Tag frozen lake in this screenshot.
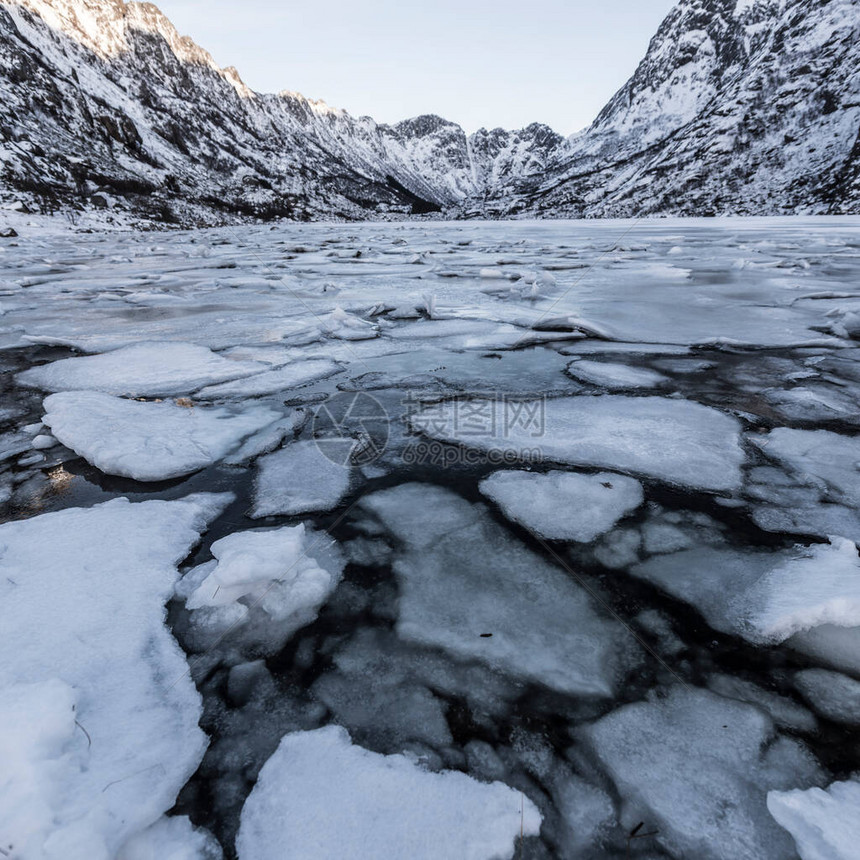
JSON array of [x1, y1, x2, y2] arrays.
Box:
[[2, 217, 860, 859]]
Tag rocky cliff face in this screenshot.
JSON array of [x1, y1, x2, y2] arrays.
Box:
[[0, 0, 857, 224], [519, 0, 860, 216], [0, 0, 567, 223]]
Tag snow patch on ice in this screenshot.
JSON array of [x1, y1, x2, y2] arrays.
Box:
[[18, 341, 266, 397], [42, 391, 279, 480], [0, 494, 230, 860], [479, 469, 643, 542], [237, 725, 541, 860], [768, 779, 860, 860]]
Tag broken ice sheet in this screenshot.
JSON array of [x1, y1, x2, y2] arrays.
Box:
[[479, 469, 644, 542], [196, 358, 342, 399], [0, 494, 230, 859], [178, 524, 345, 659], [630, 536, 860, 646], [565, 358, 668, 390], [767, 778, 860, 860], [251, 440, 353, 517], [580, 686, 823, 860], [236, 725, 541, 860], [360, 483, 641, 696], [17, 341, 266, 397], [411, 394, 745, 491], [793, 668, 860, 726], [41, 391, 280, 481]]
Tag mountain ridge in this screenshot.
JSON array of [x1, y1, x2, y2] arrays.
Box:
[[0, 0, 858, 224]]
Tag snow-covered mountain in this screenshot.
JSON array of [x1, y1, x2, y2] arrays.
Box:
[[0, 0, 568, 223], [516, 0, 860, 217], [0, 0, 858, 224]]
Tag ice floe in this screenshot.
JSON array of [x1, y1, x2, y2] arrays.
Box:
[[252, 440, 353, 517], [236, 725, 541, 860], [0, 494, 230, 860], [768, 779, 860, 860], [42, 391, 279, 480], [479, 469, 644, 542], [179, 524, 344, 658], [117, 815, 222, 860], [581, 686, 823, 860], [18, 341, 265, 396], [630, 536, 860, 645], [793, 668, 860, 725], [412, 395, 745, 491], [196, 359, 342, 399], [565, 359, 668, 390], [360, 483, 640, 696]]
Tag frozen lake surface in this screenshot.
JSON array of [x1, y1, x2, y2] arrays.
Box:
[[2, 217, 860, 859]]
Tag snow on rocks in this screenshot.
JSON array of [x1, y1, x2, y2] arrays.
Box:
[[196, 359, 342, 399], [179, 524, 344, 657], [0, 494, 230, 860], [42, 391, 279, 480], [479, 469, 644, 542], [411, 395, 745, 491], [236, 725, 541, 860], [18, 341, 266, 397], [565, 359, 668, 390], [580, 686, 823, 860], [359, 483, 639, 697], [252, 440, 352, 517], [767, 779, 860, 860]]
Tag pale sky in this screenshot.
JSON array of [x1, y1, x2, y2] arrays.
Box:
[[155, 0, 678, 136]]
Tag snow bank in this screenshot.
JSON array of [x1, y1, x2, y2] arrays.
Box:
[[480, 469, 643, 542], [0, 494, 230, 860], [237, 725, 541, 860], [42, 391, 279, 480], [18, 341, 265, 396]]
